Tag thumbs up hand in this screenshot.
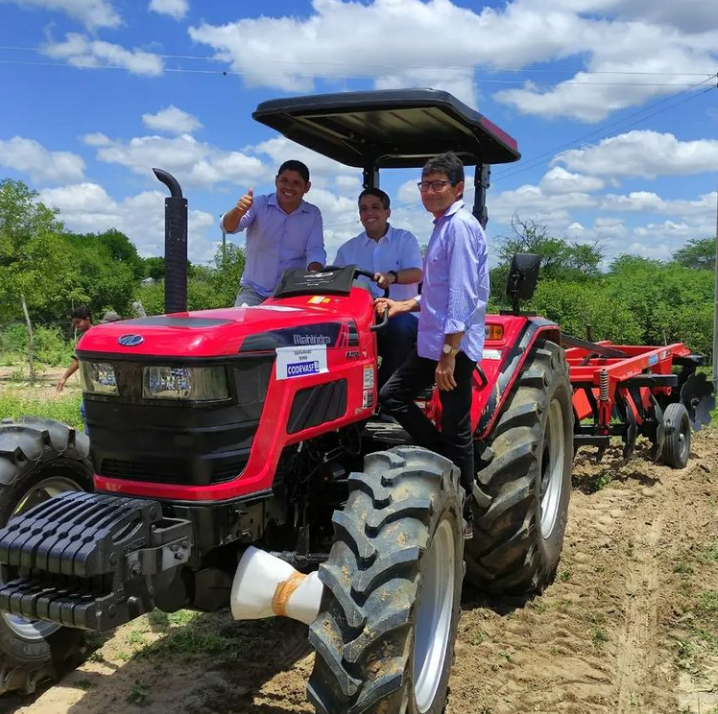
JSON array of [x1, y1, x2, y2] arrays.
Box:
[[236, 188, 254, 216]]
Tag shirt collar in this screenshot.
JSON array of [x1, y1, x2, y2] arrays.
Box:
[[433, 200, 464, 225], [268, 192, 309, 213], [361, 224, 393, 244]]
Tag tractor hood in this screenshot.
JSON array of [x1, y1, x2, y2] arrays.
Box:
[[76, 302, 362, 360]]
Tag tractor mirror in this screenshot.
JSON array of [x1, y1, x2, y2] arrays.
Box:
[[506, 253, 540, 313]]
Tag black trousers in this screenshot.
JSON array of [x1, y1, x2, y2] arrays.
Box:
[[379, 349, 476, 515]]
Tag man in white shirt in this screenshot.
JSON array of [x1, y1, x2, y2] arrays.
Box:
[[334, 188, 422, 386]]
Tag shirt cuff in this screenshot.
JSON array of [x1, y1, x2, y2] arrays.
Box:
[[220, 212, 242, 234], [306, 249, 326, 268], [445, 318, 467, 334]]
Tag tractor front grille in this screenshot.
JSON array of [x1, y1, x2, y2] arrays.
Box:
[[100, 454, 249, 485], [86, 355, 273, 487]]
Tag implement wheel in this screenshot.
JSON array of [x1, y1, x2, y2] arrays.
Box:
[[307, 446, 464, 714], [662, 402, 690, 469], [465, 340, 574, 594], [0, 418, 92, 694]]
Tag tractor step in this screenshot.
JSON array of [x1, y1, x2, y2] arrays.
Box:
[[0, 491, 191, 631], [363, 419, 413, 445]]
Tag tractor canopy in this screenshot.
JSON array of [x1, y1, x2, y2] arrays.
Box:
[[253, 88, 520, 169]]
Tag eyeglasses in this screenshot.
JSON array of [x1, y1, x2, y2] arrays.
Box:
[[417, 180, 453, 193]]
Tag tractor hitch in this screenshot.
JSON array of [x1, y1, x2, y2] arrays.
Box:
[[0, 492, 191, 631]]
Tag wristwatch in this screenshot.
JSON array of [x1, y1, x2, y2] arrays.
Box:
[[388, 270, 399, 284], [442, 344, 458, 357]]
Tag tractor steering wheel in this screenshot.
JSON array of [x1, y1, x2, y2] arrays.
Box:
[[353, 269, 390, 331], [319, 265, 390, 331]]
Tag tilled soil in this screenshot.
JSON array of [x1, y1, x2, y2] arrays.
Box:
[[4, 430, 718, 714]]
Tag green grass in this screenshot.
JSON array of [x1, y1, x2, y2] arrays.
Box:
[[0, 391, 84, 432], [126, 681, 150, 707], [133, 611, 245, 662], [591, 627, 609, 648]]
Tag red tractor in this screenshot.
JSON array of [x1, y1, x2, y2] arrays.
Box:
[[0, 89, 587, 711]]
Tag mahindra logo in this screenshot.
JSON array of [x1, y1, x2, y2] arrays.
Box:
[[117, 334, 144, 347]]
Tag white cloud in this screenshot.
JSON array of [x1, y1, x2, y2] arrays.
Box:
[[0, 0, 120, 28], [43, 33, 164, 76], [142, 106, 202, 134], [248, 136, 362, 190], [148, 0, 188, 20], [187, 0, 718, 121], [540, 167, 605, 195], [0, 137, 85, 183], [83, 132, 111, 147], [600, 191, 665, 212], [554, 131, 718, 178], [39, 182, 215, 261], [530, 0, 718, 34], [82, 132, 271, 190], [375, 67, 477, 110], [187, 0, 589, 109]]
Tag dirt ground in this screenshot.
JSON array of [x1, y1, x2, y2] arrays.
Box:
[[2, 419, 718, 713]]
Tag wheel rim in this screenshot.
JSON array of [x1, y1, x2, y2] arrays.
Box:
[[678, 414, 690, 463], [540, 398, 565, 539], [413, 518, 456, 713], [2, 476, 84, 640]]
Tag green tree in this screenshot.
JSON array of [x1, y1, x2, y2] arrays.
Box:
[[491, 217, 603, 305], [672, 237, 716, 270], [64, 231, 139, 317], [605, 255, 714, 356], [142, 256, 165, 281], [0, 179, 76, 379]]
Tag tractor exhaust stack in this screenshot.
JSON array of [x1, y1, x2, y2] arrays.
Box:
[[153, 168, 187, 314]]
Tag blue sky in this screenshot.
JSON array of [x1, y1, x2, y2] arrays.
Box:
[[0, 0, 716, 266]]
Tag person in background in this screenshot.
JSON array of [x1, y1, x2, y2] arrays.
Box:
[[57, 306, 92, 394], [334, 187, 422, 387], [375, 152, 489, 539], [57, 306, 94, 433], [221, 160, 326, 306]]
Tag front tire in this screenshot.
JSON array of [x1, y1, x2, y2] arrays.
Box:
[[662, 402, 690, 469], [307, 446, 464, 714], [0, 417, 93, 694], [465, 340, 574, 594]]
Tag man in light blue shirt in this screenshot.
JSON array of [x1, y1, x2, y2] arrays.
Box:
[[374, 152, 488, 539], [222, 160, 326, 306], [334, 188, 423, 386]]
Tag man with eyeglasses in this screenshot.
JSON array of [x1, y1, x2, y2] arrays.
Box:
[[374, 151, 488, 539], [334, 187, 422, 387]]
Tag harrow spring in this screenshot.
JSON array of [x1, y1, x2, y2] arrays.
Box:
[[599, 369, 609, 401]]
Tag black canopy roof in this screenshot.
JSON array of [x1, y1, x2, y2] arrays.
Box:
[[252, 89, 520, 168]]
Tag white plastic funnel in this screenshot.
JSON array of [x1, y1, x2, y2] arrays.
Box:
[[230, 546, 324, 626]]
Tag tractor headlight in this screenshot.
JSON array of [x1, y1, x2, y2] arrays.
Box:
[[80, 362, 118, 396], [142, 365, 229, 402]]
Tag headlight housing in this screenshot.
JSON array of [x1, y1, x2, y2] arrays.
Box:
[[142, 365, 229, 402], [80, 362, 118, 396]]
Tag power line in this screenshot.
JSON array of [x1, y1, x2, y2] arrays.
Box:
[[323, 79, 718, 231], [0, 44, 715, 78], [0, 57, 713, 89], [493, 76, 718, 184]]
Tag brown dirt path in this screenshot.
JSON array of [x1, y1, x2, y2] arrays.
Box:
[[3, 431, 718, 714]]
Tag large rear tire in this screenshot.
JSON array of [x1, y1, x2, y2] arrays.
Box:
[[307, 446, 464, 714], [0, 417, 92, 694], [465, 340, 573, 594]]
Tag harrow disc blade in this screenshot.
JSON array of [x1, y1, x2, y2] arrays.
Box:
[[649, 395, 665, 462], [680, 373, 716, 432]]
